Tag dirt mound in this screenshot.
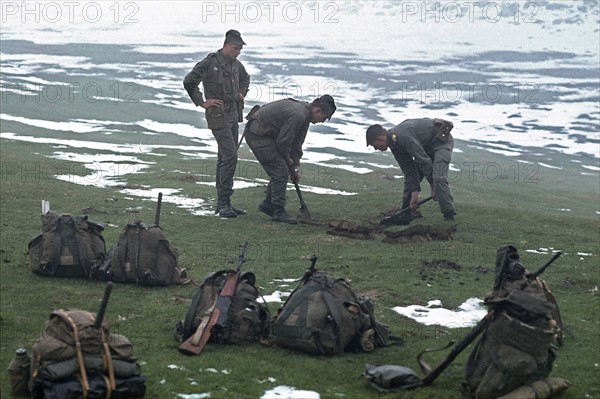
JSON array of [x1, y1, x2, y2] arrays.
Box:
[[326, 219, 373, 240], [382, 224, 457, 243]]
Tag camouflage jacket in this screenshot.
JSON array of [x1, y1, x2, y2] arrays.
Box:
[[388, 118, 451, 193], [183, 49, 250, 106], [250, 98, 312, 164]]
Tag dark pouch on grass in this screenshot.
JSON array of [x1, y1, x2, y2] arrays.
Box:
[[206, 104, 225, 130], [362, 364, 423, 392]]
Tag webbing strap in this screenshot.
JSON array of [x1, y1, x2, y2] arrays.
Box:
[[100, 330, 116, 394], [55, 310, 90, 398]]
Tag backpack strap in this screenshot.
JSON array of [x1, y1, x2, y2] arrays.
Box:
[[130, 223, 142, 280], [54, 310, 90, 398], [100, 328, 116, 392]]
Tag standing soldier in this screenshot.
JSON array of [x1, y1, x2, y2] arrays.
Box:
[[366, 118, 456, 224], [245, 95, 337, 224], [184, 30, 250, 218]]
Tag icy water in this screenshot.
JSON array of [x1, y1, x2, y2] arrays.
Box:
[[1, 0, 599, 211]]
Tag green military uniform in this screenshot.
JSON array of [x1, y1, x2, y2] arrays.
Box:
[[388, 118, 455, 219], [244, 99, 311, 217], [183, 48, 250, 212]]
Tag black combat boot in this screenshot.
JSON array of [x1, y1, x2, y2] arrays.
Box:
[[258, 201, 275, 217], [218, 204, 237, 218], [443, 211, 456, 221], [272, 209, 297, 224], [216, 202, 245, 216]]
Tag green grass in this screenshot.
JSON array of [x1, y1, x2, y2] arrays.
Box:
[[1, 136, 599, 399]]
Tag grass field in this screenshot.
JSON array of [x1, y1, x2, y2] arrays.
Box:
[[1, 133, 599, 398]]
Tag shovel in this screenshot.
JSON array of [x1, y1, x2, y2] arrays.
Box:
[[294, 182, 312, 221], [380, 196, 433, 225]]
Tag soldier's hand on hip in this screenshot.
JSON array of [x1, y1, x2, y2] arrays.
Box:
[[201, 99, 224, 109]]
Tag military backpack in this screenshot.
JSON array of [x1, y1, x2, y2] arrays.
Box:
[[22, 308, 146, 399], [271, 262, 389, 356], [99, 221, 188, 286], [28, 212, 106, 279], [175, 269, 270, 344], [462, 246, 565, 398]]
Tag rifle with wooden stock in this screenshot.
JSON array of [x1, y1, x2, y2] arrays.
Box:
[[178, 241, 249, 356]]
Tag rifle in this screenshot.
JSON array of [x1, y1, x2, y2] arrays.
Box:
[[418, 250, 562, 387], [179, 241, 249, 356], [300, 255, 318, 283], [420, 311, 493, 386]]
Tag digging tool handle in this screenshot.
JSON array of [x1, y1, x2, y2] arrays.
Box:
[[421, 311, 493, 386], [403, 196, 433, 214], [94, 282, 113, 329], [154, 192, 163, 226], [294, 183, 306, 206], [179, 241, 248, 356]]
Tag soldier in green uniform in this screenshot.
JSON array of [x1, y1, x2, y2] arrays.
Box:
[[184, 30, 250, 218], [366, 118, 456, 223], [245, 95, 337, 224]]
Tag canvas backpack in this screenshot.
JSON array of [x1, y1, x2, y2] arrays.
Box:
[[28, 212, 106, 279], [26, 309, 146, 399], [100, 221, 188, 286], [271, 268, 389, 356], [462, 246, 564, 398], [175, 269, 270, 344]]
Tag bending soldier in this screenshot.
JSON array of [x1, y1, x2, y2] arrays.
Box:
[[245, 95, 337, 224], [184, 30, 250, 218], [366, 118, 456, 223]]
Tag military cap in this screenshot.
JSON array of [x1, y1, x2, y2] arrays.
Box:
[[317, 94, 336, 120], [366, 124, 386, 146], [225, 30, 246, 46]]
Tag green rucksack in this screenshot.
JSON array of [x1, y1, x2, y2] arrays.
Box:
[[175, 270, 270, 344], [28, 212, 106, 279], [27, 309, 146, 398], [462, 246, 564, 398], [271, 260, 389, 356], [100, 221, 188, 286]]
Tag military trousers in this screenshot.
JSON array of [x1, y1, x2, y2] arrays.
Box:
[[210, 105, 239, 207], [402, 137, 455, 217], [244, 129, 289, 210]]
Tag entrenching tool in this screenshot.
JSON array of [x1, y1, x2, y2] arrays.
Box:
[[94, 282, 114, 329], [294, 183, 312, 221], [379, 196, 433, 225], [178, 241, 249, 356], [154, 192, 162, 226]]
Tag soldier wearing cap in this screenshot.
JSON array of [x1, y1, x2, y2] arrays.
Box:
[[366, 118, 456, 223], [245, 95, 337, 224], [184, 30, 250, 218]]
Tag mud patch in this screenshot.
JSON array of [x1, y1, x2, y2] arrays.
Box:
[[326, 219, 373, 239], [419, 259, 462, 285], [382, 224, 457, 243]]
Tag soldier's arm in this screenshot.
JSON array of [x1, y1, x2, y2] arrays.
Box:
[[400, 135, 434, 179], [238, 62, 250, 98], [276, 113, 307, 164], [183, 59, 210, 107], [398, 159, 422, 193]]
